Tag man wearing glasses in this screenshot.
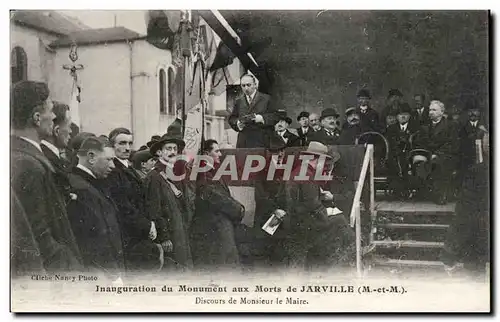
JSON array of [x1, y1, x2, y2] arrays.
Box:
[[228, 74, 278, 149]]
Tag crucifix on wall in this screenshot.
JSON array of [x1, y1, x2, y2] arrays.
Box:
[[62, 42, 84, 130]]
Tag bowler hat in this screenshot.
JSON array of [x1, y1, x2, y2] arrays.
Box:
[[357, 89, 371, 99], [132, 148, 154, 164], [147, 135, 161, 148], [276, 109, 292, 124], [297, 111, 310, 121], [388, 89, 403, 98], [320, 108, 340, 120], [278, 115, 292, 125], [397, 103, 412, 115]]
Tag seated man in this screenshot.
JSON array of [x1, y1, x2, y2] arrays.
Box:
[[385, 103, 419, 199], [296, 111, 312, 146], [274, 111, 301, 148], [308, 107, 341, 145], [412, 100, 458, 204], [283, 142, 355, 271], [339, 107, 362, 145]]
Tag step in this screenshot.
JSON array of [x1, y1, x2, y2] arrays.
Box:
[[375, 200, 455, 215], [372, 258, 446, 268], [373, 247, 443, 261], [372, 240, 444, 248], [374, 229, 448, 243], [378, 223, 449, 229], [375, 213, 452, 225]]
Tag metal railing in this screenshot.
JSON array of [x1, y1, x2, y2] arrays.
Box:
[[349, 144, 374, 278]]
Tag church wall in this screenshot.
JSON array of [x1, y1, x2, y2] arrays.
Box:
[[50, 42, 132, 137], [10, 23, 58, 84]]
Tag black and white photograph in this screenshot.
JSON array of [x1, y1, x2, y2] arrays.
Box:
[[8, 7, 491, 312]]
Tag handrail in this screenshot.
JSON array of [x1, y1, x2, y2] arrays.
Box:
[[349, 144, 374, 278], [355, 132, 390, 161], [350, 144, 374, 227]]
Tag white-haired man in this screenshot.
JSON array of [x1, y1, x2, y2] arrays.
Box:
[[412, 100, 458, 204]]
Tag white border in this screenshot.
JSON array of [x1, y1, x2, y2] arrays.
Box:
[[3, 2, 498, 320]]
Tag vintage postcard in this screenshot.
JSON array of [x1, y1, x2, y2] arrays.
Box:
[[9, 9, 490, 312]]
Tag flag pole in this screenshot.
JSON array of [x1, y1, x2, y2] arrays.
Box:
[[180, 10, 192, 138]]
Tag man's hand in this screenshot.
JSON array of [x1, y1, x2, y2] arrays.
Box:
[[254, 114, 264, 124], [321, 190, 334, 201], [149, 222, 157, 241], [161, 240, 174, 253], [478, 125, 488, 133], [431, 154, 438, 160], [269, 209, 286, 227], [275, 209, 286, 219], [237, 120, 245, 131]]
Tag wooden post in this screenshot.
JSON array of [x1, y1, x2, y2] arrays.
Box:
[[475, 139, 483, 164], [355, 204, 362, 278], [369, 144, 375, 244]]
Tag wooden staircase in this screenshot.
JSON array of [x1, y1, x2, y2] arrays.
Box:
[[364, 194, 456, 273]]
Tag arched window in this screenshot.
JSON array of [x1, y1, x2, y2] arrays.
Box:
[[11, 46, 27, 84], [167, 67, 175, 115], [159, 68, 167, 114]]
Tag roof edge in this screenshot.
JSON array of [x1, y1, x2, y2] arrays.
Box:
[[13, 20, 67, 36], [49, 36, 148, 49]]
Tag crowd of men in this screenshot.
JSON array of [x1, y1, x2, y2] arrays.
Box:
[[264, 88, 488, 205], [11, 73, 489, 282]]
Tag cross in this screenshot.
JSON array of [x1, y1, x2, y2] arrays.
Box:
[[62, 42, 84, 102]]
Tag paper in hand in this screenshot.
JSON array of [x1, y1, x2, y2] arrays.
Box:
[[326, 207, 343, 216], [262, 214, 280, 236]]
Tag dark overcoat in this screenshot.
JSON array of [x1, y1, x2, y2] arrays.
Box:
[[284, 165, 355, 269], [41, 143, 73, 205], [338, 124, 363, 145], [413, 118, 459, 167], [458, 121, 487, 171], [410, 108, 430, 127], [103, 159, 160, 270], [11, 188, 46, 276], [10, 136, 82, 273], [296, 126, 314, 146], [143, 162, 193, 269], [308, 128, 341, 146], [190, 167, 245, 269], [358, 107, 382, 133], [228, 92, 278, 148], [385, 122, 419, 178], [67, 167, 124, 279]]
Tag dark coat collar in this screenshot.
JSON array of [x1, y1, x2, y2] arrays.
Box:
[[72, 166, 98, 186], [11, 135, 55, 173]]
